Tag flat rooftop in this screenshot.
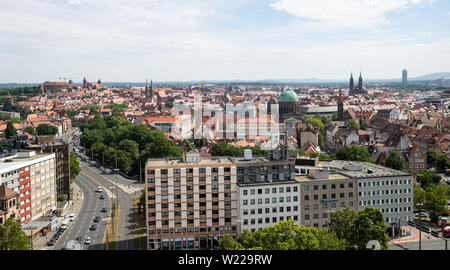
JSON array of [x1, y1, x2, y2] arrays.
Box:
[[325, 160, 411, 178], [295, 172, 351, 182], [147, 156, 235, 167]]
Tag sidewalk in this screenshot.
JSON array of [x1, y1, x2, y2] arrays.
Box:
[[389, 226, 437, 243], [33, 182, 84, 250]]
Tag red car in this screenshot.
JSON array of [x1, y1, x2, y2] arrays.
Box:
[[442, 226, 450, 238]]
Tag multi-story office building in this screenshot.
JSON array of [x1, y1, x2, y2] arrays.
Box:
[[296, 170, 357, 228], [0, 151, 56, 224], [235, 149, 298, 232], [237, 181, 300, 233], [145, 151, 237, 250], [327, 160, 414, 225], [25, 136, 71, 198]]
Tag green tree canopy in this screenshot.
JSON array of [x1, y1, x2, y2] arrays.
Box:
[[4, 122, 17, 139], [336, 145, 373, 163], [328, 207, 389, 250], [416, 170, 441, 189], [70, 153, 81, 180], [0, 218, 31, 250], [219, 219, 346, 250], [346, 119, 359, 129], [384, 151, 405, 171], [424, 184, 449, 222], [36, 124, 58, 136]]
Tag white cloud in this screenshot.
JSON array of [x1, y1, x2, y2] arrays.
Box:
[[270, 0, 434, 28]]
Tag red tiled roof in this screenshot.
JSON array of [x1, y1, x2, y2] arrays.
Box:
[[0, 185, 19, 200]]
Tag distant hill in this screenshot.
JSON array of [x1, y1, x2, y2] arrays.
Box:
[[410, 72, 450, 81]]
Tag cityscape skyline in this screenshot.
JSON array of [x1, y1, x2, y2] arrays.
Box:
[[1, 0, 449, 83]]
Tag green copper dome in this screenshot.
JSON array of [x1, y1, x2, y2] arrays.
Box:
[[279, 89, 299, 103]]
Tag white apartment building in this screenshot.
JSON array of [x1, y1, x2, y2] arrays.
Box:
[[237, 181, 301, 232]]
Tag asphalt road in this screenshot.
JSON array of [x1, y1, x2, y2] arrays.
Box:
[[389, 237, 450, 250], [78, 159, 144, 250], [53, 172, 111, 250]]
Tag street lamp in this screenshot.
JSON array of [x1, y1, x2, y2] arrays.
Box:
[[416, 203, 423, 250]]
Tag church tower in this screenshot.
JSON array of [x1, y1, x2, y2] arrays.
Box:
[[150, 78, 153, 103], [349, 73, 354, 92], [357, 72, 363, 91], [145, 78, 148, 99], [338, 89, 344, 121], [83, 77, 87, 88]]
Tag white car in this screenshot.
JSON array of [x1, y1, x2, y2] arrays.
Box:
[[97, 186, 103, 193], [85, 237, 91, 245], [69, 213, 77, 221]]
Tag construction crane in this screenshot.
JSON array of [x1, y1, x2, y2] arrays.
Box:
[[58, 76, 70, 82]]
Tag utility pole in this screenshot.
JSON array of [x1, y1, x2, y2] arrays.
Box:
[[417, 203, 423, 250]]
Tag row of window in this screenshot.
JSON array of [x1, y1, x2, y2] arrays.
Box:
[[149, 193, 231, 200], [148, 201, 232, 208], [148, 227, 234, 235], [358, 179, 411, 187], [304, 183, 353, 191], [359, 197, 412, 206], [381, 207, 412, 214], [148, 176, 232, 183], [149, 209, 232, 217], [238, 165, 291, 173], [304, 201, 354, 210], [359, 189, 412, 197], [149, 217, 233, 226], [148, 185, 231, 192], [243, 196, 298, 205], [243, 215, 298, 225], [242, 206, 299, 215], [242, 186, 298, 196], [148, 168, 233, 175], [304, 193, 353, 201]]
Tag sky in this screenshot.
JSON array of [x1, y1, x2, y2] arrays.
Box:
[[1, 0, 449, 83]]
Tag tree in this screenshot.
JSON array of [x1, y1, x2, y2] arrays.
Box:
[[329, 207, 389, 250], [416, 170, 441, 189], [426, 148, 438, 168], [424, 184, 448, 223], [183, 139, 193, 151], [436, 152, 449, 172], [305, 116, 325, 149], [309, 152, 319, 159], [298, 149, 306, 156], [332, 112, 339, 121], [23, 126, 36, 136], [218, 235, 243, 250], [328, 208, 358, 250], [0, 218, 31, 250], [219, 219, 346, 250], [70, 153, 81, 180], [336, 145, 373, 163], [413, 182, 426, 207], [4, 122, 17, 139], [359, 118, 367, 130], [346, 119, 359, 129], [384, 151, 405, 171], [36, 124, 58, 136]]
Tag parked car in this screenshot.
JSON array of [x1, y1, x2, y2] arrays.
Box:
[[89, 224, 97, 230], [47, 239, 56, 246], [414, 212, 431, 221], [75, 236, 82, 242], [101, 207, 107, 213], [69, 213, 77, 221], [94, 216, 101, 223], [443, 226, 450, 238], [99, 195, 105, 200], [85, 236, 91, 245]]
